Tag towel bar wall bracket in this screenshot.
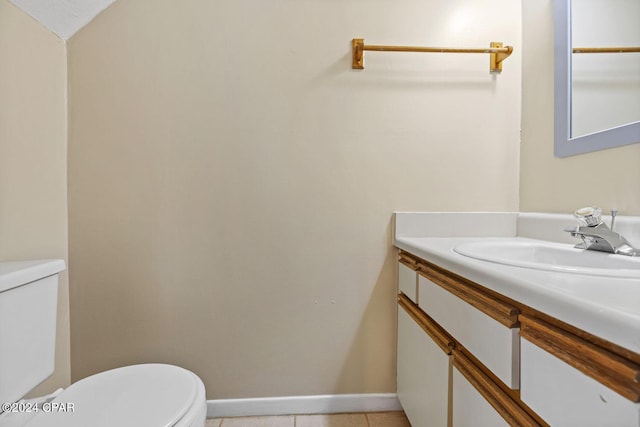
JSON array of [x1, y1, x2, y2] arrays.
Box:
[[351, 38, 514, 73]]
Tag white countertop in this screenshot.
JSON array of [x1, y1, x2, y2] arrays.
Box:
[[0, 259, 66, 293], [394, 212, 640, 355]]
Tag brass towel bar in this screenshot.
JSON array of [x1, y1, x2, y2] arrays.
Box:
[[573, 47, 640, 53], [352, 38, 514, 73]]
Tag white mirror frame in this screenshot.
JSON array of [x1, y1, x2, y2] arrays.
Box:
[[554, 0, 640, 157]]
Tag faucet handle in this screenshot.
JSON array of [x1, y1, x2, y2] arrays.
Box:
[[574, 206, 602, 227], [610, 209, 618, 230], [563, 225, 581, 237]]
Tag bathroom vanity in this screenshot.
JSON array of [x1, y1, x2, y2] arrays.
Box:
[[394, 212, 640, 427]]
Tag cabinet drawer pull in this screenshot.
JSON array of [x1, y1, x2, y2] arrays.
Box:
[[453, 349, 544, 427], [399, 251, 420, 269], [398, 293, 454, 354]]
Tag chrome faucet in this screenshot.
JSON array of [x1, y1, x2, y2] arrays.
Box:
[[564, 207, 640, 257]]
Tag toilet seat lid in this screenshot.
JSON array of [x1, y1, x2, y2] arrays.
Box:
[[26, 364, 200, 427]]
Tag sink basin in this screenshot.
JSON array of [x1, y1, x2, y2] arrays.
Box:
[[454, 238, 640, 279]]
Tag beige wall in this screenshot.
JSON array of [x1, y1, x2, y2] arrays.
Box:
[[520, 0, 640, 215], [0, 1, 70, 395], [5, 0, 638, 403], [67, 0, 521, 398]]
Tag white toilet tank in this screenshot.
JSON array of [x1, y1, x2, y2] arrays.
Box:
[[0, 260, 65, 406]]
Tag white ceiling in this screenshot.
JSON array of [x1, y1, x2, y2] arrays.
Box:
[[9, 0, 116, 40]]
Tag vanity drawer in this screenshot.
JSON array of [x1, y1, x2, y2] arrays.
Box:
[[398, 260, 418, 303], [418, 265, 520, 389], [520, 315, 640, 427]]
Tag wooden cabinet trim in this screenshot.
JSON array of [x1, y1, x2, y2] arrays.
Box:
[[519, 306, 640, 366], [402, 250, 640, 365], [398, 292, 455, 354], [520, 314, 640, 403], [453, 349, 546, 427], [399, 248, 640, 406], [417, 260, 519, 328], [399, 251, 420, 270]]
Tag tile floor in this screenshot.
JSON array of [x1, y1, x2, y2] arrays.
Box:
[[205, 411, 411, 427]]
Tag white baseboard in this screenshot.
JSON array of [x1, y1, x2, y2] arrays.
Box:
[[207, 393, 402, 418]]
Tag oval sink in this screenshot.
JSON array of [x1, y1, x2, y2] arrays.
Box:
[[454, 239, 640, 279]]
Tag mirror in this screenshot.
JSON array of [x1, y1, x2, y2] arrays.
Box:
[[554, 0, 640, 157]]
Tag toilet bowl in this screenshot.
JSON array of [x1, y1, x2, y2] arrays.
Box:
[[0, 260, 207, 427], [23, 364, 207, 427]]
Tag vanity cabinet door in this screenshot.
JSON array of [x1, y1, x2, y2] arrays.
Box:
[[452, 366, 509, 427], [519, 313, 640, 427], [521, 338, 639, 427], [397, 306, 450, 427]]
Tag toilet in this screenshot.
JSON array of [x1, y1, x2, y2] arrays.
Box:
[[0, 260, 207, 427]]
